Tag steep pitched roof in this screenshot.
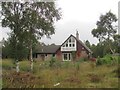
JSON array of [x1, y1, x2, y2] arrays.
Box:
[[36, 44, 60, 54], [61, 34, 92, 53], [36, 34, 92, 54]]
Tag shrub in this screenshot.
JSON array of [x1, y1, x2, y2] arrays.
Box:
[[118, 56, 120, 64], [49, 57, 61, 68], [49, 57, 56, 67], [90, 57, 96, 62], [61, 61, 71, 68], [19, 61, 30, 72], [54, 60, 61, 68], [96, 54, 119, 65], [77, 58, 86, 62], [96, 57, 103, 66]]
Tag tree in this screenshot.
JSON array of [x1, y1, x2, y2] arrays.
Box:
[[91, 11, 117, 54], [85, 40, 91, 49], [1, 2, 61, 62], [90, 44, 104, 58], [2, 36, 29, 60], [113, 34, 120, 53]]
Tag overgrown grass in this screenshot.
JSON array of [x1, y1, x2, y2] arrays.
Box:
[[2, 59, 15, 70], [2, 58, 119, 88]]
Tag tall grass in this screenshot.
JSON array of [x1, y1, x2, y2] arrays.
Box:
[[2, 58, 119, 88], [2, 59, 15, 70]]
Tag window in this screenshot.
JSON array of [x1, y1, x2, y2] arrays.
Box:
[[63, 54, 67, 60], [53, 54, 55, 57], [69, 44, 71, 47], [63, 53, 71, 61], [72, 44, 75, 47], [68, 53, 71, 60], [66, 43, 68, 47]]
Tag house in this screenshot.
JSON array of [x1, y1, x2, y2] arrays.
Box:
[[34, 31, 92, 61], [34, 44, 60, 60]]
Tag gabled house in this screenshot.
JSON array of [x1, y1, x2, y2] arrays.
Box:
[[34, 31, 92, 61]]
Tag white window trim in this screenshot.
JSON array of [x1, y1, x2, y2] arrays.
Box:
[[62, 53, 71, 61]]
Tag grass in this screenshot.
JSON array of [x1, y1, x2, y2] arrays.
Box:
[[2, 58, 119, 88]]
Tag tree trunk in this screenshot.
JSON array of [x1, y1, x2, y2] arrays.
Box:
[[29, 43, 33, 71], [16, 61, 19, 73], [29, 45, 33, 62], [109, 46, 115, 54], [108, 39, 115, 54]]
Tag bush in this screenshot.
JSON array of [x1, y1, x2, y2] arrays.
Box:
[[96, 57, 103, 66], [49, 57, 56, 67], [96, 54, 119, 65], [49, 57, 61, 68], [19, 61, 31, 72], [77, 58, 86, 62], [61, 61, 71, 68]]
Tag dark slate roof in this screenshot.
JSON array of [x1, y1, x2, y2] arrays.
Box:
[[36, 44, 60, 54]]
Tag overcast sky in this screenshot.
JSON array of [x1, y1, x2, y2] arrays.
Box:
[[0, 0, 119, 45]]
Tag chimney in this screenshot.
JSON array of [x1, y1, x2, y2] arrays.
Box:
[[76, 31, 79, 40]]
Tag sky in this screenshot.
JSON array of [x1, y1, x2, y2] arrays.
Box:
[[0, 0, 119, 45]]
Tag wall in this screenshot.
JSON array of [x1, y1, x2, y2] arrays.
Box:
[[56, 48, 62, 60], [35, 54, 54, 61], [76, 41, 89, 60]]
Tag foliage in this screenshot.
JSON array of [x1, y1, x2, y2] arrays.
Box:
[[85, 40, 91, 49], [19, 61, 31, 72], [113, 34, 120, 53], [78, 57, 88, 62], [88, 73, 102, 83], [1, 2, 61, 61], [71, 51, 76, 60], [96, 57, 103, 65], [96, 54, 120, 65], [49, 57, 56, 67], [91, 11, 118, 55], [2, 59, 15, 70], [2, 59, 119, 88], [91, 11, 117, 42], [2, 38, 29, 60]]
